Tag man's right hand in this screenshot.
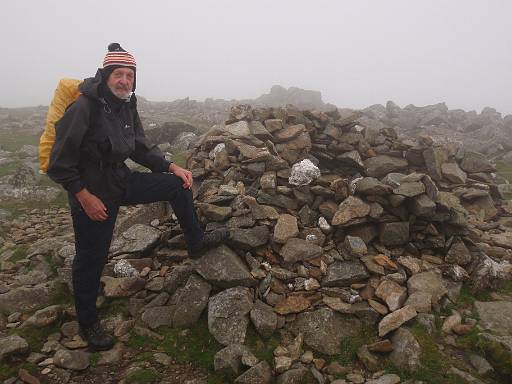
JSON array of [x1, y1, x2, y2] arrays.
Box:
[[75, 188, 108, 221]]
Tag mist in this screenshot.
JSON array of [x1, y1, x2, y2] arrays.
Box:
[[1, 0, 511, 114]]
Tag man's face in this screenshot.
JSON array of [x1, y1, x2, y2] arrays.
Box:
[[107, 67, 134, 99]]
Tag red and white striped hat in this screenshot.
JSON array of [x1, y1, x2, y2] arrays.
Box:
[[103, 43, 136, 70]]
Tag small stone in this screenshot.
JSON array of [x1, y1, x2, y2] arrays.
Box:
[[301, 351, 314, 364], [367, 340, 393, 353], [375, 280, 407, 311], [325, 361, 350, 376], [274, 214, 299, 244], [468, 353, 494, 376], [274, 356, 293, 373], [53, 349, 90, 370], [154, 352, 173, 366], [18, 368, 40, 384], [442, 311, 462, 334], [346, 373, 365, 384], [343, 236, 368, 258], [304, 278, 320, 291], [274, 296, 310, 315]]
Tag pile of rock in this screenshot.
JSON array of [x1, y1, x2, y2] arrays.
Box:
[[179, 104, 511, 380], [2, 104, 512, 383], [360, 101, 512, 159]]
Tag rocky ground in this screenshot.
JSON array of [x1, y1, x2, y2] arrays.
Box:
[[1, 104, 512, 384]]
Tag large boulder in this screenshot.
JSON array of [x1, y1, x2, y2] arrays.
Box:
[[250, 300, 278, 339], [172, 274, 211, 328], [0, 335, 29, 361], [0, 284, 52, 313], [389, 327, 421, 372], [289, 307, 361, 355], [407, 271, 447, 307], [279, 238, 323, 264], [21, 305, 62, 328], [208, 287, 254, 345], [196, 245, 256, 288], [474, 301, 512, 336], [53, 349, 90, 370], [141, 306, 174, 329], [460, 151, 496, 173], [110, 224, 161, 256], [229, 226, 270, 250], [364, 155, 408, 178]]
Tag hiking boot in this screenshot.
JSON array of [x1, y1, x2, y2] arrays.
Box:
[[79, 322, 114, 351], [189, 228, 230, 259]]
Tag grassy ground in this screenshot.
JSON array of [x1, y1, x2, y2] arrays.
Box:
[[3, 282, 510, 383], [496, 162, 512, 183], [0, 130, 40, 152], [125, 316, 281, 383]]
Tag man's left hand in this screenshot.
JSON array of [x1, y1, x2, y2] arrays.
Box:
[[169, 163, 193, 189]]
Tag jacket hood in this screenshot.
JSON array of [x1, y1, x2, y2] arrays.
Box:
[[78, 69, 104, 100], [79, 69, 137, 107]]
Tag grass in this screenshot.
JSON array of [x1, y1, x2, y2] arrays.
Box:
[[496, 162, 512, 199], [498, 280, 512, 295], [383, 323, 465, 384], [0, 130, 40, 152], [0, 189, 68, 219], [8, 322, 61, 351], [6, 244, 29, 262], [126, 317, 283, 383], [0, 361, 38, 381], [159, 320, 222, 371], [0, 159, 22, 177], [496, 161, 512, 183], [125, 368, 161, 384], [104, 298, 131, 318], [335, 325, 379, 366], [134, 351, 154, 363], [49, 282, 74, 306], [171, 151, 188, 168], [245, 326, 281, 363], [90, 352, 101, 367]]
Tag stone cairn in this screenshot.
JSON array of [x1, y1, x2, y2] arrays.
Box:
[[2, 104, 512, 383]]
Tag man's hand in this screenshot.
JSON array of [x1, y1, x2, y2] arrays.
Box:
[[75, 188, 108, 221], [169, 163, 193, 189]]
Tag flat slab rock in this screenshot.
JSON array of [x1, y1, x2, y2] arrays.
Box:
[[110, 224, 161, 256], [0, 284, 52, 313], [101, 276, 146, 297], [378, 305, 417, 337], [474, 301, 512, 336]]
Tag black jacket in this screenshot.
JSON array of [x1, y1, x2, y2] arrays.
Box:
[[47, 69, 171, 206]]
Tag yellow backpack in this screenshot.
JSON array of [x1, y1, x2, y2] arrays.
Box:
[[39, 78, 82, 173]]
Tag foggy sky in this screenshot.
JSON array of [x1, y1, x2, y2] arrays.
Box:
[[1, 0, 511, 115]]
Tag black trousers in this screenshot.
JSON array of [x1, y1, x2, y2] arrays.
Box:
[[70, 172, 203, 327]]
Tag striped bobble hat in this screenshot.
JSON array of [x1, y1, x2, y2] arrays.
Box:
[[103, 43, 136, 70]]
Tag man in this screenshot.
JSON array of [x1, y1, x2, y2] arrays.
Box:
[[47, 43, 229, 351]]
